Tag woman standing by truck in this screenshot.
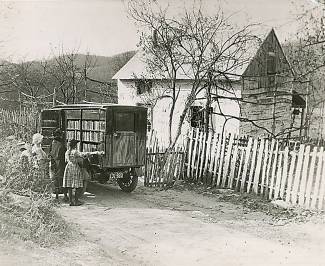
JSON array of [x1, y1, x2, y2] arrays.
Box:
[[49, 129, 68, 201]]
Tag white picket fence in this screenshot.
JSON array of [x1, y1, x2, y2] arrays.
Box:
[[186, 127, 325, 211]]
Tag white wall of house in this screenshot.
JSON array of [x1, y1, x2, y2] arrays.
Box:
[[117, 79, 241, 145]]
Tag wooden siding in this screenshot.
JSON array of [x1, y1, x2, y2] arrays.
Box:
[[240, 29, 295, 137]]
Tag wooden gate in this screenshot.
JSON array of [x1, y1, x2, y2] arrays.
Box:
[[144, 130, 186, 187]]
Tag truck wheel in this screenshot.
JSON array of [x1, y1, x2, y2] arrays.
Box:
[[117, 168, 138, 192]]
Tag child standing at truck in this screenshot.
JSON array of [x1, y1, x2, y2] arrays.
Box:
[[63, 139, 102, 206]]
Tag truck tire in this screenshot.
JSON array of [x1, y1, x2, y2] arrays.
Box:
[[117, 168, 138, 192]]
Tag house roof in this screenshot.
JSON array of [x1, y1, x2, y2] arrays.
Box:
[[112, 50, 251, 81], [113, 29, 290, 81]]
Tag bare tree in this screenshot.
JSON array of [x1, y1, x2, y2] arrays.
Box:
[[128, 1, 188, 144], [285, 2, 325, 140], [128, 0, 258, 148]]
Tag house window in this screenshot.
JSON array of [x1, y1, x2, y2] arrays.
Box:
[[268, 75, 275, 88], [267, 51, 276, 89], [190, 106, 213, 129], [267, 52, 276, 75], [135, 80, 153, 95]]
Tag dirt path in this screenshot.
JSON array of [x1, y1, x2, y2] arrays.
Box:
[[1, 181, 325, 265]]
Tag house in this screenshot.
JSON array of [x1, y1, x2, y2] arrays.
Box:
[[113, 29, 306, 143]]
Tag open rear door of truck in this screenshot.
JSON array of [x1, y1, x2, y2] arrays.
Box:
[[40, 109, 65, 153]]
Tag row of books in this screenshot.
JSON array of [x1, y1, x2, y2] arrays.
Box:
[[66, 130, 81, 140], [82, 120, 105, 131], [67, 120, 80, 130], [82, 143, 104, 152], [82, 131, 104, 142]]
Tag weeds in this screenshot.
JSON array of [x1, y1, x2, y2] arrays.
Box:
[[0, 136, 72, 247]]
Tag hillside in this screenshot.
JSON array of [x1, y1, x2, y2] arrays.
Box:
[[0, 51, 136, 109], [28, 50, 136, 82]]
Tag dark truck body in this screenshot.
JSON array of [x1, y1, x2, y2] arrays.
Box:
[[41, 104, 147, 192]]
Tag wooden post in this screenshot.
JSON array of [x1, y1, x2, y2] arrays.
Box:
[[222, 134, 234, 188], [84, 64, 88, 101], [253, 139, 265, 194], [186, 128, 194, 180], [273, 151, 283, 200], [208, 133, 218, 186], [265, 139, 275, 198], [285, 150, 297, 203], [240, 138, 253, 192], [271, 74, 277, 136], [269, 141, 279, 199], [311, 147, 324, 209], [260, 139, 269, 196], [291, 144, 305, 204], [235, 148, 245, 191], [317, 151, 325, 210], [217, 134, 227, 187], [305, 147, 317, 208], [279, 147, 289, 199], [247, 139, 258, 193], [228, 136, 239, 189], [305, 79, 310, 138], [19, 91, 22, 113], [53, 87, 57, 107]]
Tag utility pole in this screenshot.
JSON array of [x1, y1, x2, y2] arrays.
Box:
[[18, 91, 22, 112], [72, 68, 76, 104], [205, 69, 212, 134], [304, 78, 310, 138], [84, 64, 88, 101], [271, 74, 277, 136], [52, 87, 57, 107]]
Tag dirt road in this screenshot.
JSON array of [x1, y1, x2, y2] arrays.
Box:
[[1, 180, 325, 266]]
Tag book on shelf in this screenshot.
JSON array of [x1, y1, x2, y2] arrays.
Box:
[[82, 131, 104, 142], [66, 130, 81, 140], [81, 120, 105, 131], [82, 143, 104, 152], [67, 120, 80, 130]]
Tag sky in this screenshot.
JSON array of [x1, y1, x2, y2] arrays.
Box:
[[0, 0, 321, 62]]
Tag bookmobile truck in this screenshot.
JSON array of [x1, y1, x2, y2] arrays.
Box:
[[41, 103, 147, 192]]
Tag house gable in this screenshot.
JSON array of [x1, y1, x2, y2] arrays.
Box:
[[243, 29, 293, 79], [240, 29, 298, 137]]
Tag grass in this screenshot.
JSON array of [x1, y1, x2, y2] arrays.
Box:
[[0, 136, 73, 247], [172, 181, 324, 223]]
